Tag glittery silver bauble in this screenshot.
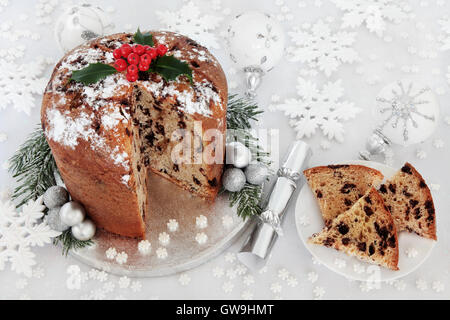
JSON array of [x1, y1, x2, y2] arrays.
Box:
[[45, 207, 70, 232], [43, 186, 69, 209], [54, 3, 114, 52], [245, 164, 269, 185], [374, 79, 439, 146], [223, 168, 246, 192], [60, 201, 86, 227], [71, 219, 96, 241], [226, 142, 252, 169], [227, 11, 285, 98], [359, 129, 391, 161]]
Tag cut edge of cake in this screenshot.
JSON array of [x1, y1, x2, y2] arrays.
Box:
[[308, 188, 399, 271], [379, 162, 437, 241], [304, 164, 384, 227]]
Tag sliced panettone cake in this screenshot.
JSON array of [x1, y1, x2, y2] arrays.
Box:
[[304, 165, 384, 227], [378, 163, 437, 240], [309, 188, 399, 270]]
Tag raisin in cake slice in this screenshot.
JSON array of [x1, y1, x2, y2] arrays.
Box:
[[304, 164, 384, 227], [379, 163, 436, 240], [309, 188, 399, 270]]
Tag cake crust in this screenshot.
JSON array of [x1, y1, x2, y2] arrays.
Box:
[[41, 31, 228, 238]]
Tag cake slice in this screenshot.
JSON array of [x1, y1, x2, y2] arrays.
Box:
[[378, 163, 436, 240], [304, 164, 384, 227], [309, 188, 399, 270]]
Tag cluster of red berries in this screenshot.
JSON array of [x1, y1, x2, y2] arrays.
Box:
[[113, 43, 168, 82]]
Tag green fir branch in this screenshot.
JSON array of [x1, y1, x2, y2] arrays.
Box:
[[228, 183, 263, 220], [226, 94, 263, 130], [53, 229, 94, 256]]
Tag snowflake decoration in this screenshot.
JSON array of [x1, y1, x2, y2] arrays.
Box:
[[158, 232, 170, 246], [130, 281, 142, 292], [115, 252, 128, 265], [287, 19, 359, 77], [243, 275, 255, 286], [16, 278, 28, 289], [156, 1, 223, 49], [222, 281, 234, 293], [313, 286, 326, 299], [297, 215, 310, 226], [394, 280, 406, 291], [103, 281, 115, 293], [235, 264, 247, 276], [331, 0, 407, 36], [212, 266, 224, 278], [222, 215, 233, 229], [0, 59, 49, 115], [270, 282, 282, 294], [271, 78, 360, 142], [118, 276, 130, 289], [433, 139, 444, 149], [226, 268, 237, 280], [287, 276, 298, 288], [156, 247, 168, 259], [416, 149, 427, 160], [307, 271, 319, 283], [195, 232, 208, 244], [278, 268, 290, 281], [105, 247, 117, 260], [432, 281, 445, 293], [167, 219, 179, 232], [138, 240, 152, 255], [0, 197, 60, 277], [353, 263, 365, 274], [405, 247, 418, 258], [224, 252, 236, 263], [416, 279, 428, 291], [195, 215, 208, 229], [438, 17, 450, 50], [334, 258, 346, 269], [241, 290, 254, 300], [179, 273, 191, 286]]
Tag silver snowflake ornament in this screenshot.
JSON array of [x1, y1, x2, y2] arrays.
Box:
[[287, 19, 359, 77], [271, 77, 361, 142]]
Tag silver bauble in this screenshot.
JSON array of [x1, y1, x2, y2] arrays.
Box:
[[71, 219, 96, 241], [226, 142, 252, 168], [223, 168, 246, 192], [245, 164, 269, 185], [45, 207, 70, 232], [43, 186, 69, 209], [54, 3, 113, 52], [60, 201, 86, 227]]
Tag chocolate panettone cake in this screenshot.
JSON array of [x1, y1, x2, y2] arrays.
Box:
[[41, 31, 228, 238]]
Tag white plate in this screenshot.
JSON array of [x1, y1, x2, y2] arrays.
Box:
[[295, 160, 436, 282]]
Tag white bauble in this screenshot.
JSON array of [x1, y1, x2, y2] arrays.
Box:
[[72, 219, 96, 241], [60, 201, 86, 226], [375, 79, 439, 146], [245, 164, 269, 185], [54, 4, 113, 52], [226, 142, 252, 168], [227, 11, 285, 72], [222, 168, 246, 192]]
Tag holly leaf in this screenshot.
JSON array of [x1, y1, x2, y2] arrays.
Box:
[[134, 28, 154, 46], [150, 55, 193, 83], [70, 63, 117, 85]]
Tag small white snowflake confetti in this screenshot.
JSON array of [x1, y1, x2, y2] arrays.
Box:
[[159, 232, 170, 246], [298, 215, 310, 226], [222, 281, 234, 293], [241, 290, 254, 300], [138, 240, 152, 255], [179, 273, 191, 286], [416, 149, 427, 159], [105, 247, 117, 260], [212, 266, 224, 278], [167, 219, 179, 232], [226, 268, 237, 280], [130, 281, 142, 292], [313, 286, 326, 298], [416, 279, 428, 291], [195, 215, 208, 229], [235, 264, 247, 276], [278, 268, 290, 281], [307, 271, 319, 283], [360, 281, 378, 292], [287, 276, 298, 288], [115, 252, 128, 265], [320, 140, 331, 150], [432, 281, 445, 292], [103, 282, 115, 293], [270, 282, 282, 294], [334, 258, 346, 269], [0, 132, 7, 142], [394, 280, 406, 291], [16, 278, 28, 289], [222, 215, 233, 228], [224, 252, 236, 263], [156, 247, 168, 259], [118, 276, 130, 289], [195, 232, 208, 244], [243, 275, 255, 286], [258, 266, 268, 274], [405, 247, 418, 258], [97, 271, 108, 282], [353, 263, 365, 274]]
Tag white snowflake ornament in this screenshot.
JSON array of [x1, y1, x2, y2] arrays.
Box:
[[287, 19, 359, 77], [272, 77, 360, 142]]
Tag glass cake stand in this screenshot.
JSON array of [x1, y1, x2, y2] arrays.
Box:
[[69, 172, 250, 277]]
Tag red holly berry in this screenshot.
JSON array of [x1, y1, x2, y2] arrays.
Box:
[[120, 44, 132, 57], [133, 44, 146, 56], [138, 62, 149, 72], [140, 54, 152, 66], [113, 48, 123, 59], [127, 53, 140, 65], [127, 64, 139, 75], [147, 47, 158, 59], [126, 72, 138, 82], [114, 59, 127, 72], [156, 44, 168, 56]]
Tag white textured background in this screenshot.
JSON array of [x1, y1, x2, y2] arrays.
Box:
[[0, 0, 449, 299]]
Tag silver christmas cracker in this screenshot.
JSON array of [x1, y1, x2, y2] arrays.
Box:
[[238, 140, 312, 269]]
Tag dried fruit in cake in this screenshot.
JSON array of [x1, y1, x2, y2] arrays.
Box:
[[303, 164, 384, 227], [378, 162, 436, 240], [309, 188, 399, 270]]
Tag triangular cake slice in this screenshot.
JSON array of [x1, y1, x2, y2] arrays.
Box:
[[304, 164, 384, 227], [378, 163, 436, 240], [309, 188, 399, 270]]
